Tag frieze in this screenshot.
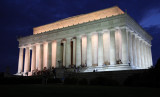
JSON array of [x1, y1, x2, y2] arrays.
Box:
[[18, 14, 152, 47]]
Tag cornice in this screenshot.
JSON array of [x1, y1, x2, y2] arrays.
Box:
[[18, 13, 152, 47], [125, 14, 152, 41]]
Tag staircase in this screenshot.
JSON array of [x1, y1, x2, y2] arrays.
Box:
[[82, 64, 133, 72]]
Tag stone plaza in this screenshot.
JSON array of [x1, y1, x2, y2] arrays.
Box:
[[16, 6, 153, 76]]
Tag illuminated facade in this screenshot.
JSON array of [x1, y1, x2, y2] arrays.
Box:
[[17, 6, 153, 75]]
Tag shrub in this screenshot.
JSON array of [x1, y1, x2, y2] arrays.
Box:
[[89, 76, 119, 86], [64, 77, 78, 85]]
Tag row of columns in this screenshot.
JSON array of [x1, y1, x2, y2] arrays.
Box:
[[18, 27, 153, 74], [130, 32, 153, 69]]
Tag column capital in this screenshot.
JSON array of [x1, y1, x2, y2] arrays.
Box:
[[30, 45, 36, 49], [110, 28, 116, 32], [30, 43, 37, 47], [127, 29, 135, 35], [96, 29, 103, 33], [137, 35, 141, 40], [141, 39, 146, 44], [139, 37, 143, 41], [87, 33, 92, 36], [23, 44, 31, 49], [98, 32, 103, 36], [144, 41, 148, 45], [35, 42, 43, 46], [146, 42, 151, 47], [134, 33, 138, 38], [66, 37, 72, 39], [119, 26, 128, 30], [115, 26, 120, 30], [103, 29, 109, 32], [81, 34, 87, 37], [148, 44, 152, 47], [25, 47, 30, 49], [19, 46, 24, 49], [56, 39, 62, 42], [42, 41, 49, 44], [45, 40, 53, 43], [130, 31, 135, 36], [71, 38, 76, 41], [76, 35, 82, 39], [113, 26, 128, 31]]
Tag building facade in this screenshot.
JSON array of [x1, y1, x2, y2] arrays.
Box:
[[17, 6, 153, 75]]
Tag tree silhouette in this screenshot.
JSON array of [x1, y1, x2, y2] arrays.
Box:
[[155, 58, 160, 70]]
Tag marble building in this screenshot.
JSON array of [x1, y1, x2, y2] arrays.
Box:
[[17, 6, 153, 75]]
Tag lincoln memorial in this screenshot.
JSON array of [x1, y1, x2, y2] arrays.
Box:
[[16, 6, 153, 76]]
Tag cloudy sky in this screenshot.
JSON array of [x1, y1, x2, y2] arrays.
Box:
[[0, 0, 160, 74]]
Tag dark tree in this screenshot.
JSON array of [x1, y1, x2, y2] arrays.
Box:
[[155, 58, 160, 70]]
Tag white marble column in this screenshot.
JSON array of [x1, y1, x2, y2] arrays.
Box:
[[92, 33, 98, 66], [36, 44, 43, 71], [39, 44, 43, 70], [139, 38, 142, 68], [56, 40, 62, 67], [133, 34, 137, 67], [118, 29, 122, 62], [87, 34, 92, 67], [149, 45, 153, 66], [65, 38, 71, 67], [110, 29, 116, 65], [140, 40, 144, 68], [103, 30, 110, 65], [82, 36, 87, 66], [31, 46, 36, 72], [24, 47, 30, 73], [136, 38, 139, 67], [115, 29, 120, 62], [36, 44, 39, 69], [121, 28, 128, 64], [143, 42, 147, 68], [148, 46, 150, 67], [98, 32, 104, 66], [72, 39, 76, 65], [43, 42, 49, 69], [146, 44, 150, 68], [52, 41, 56, 68], [76, 36, 81, 67], [18, 48, 24, 73], [129, 31, 133, 67], [136, 37, 141, 68], [48, 42, 52, 69], [62, 41, 66, 67], [131, 33, 135, 67], [145, 42, 149, 68], [149, 45, 152, 67]]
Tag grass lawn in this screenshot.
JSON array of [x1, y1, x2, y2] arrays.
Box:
[[0, 84, 160, 97]]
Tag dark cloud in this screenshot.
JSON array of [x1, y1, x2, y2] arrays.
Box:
[[140, 9, 160, 27], [0, 0, 160, 74]]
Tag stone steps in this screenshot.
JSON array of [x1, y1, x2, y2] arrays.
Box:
[[82, 64, 133, 72]]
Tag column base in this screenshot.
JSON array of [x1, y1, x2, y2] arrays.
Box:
[[14, 72, 24, 76]]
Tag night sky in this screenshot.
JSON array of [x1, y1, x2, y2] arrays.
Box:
[[0, 0, 160, 74]]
